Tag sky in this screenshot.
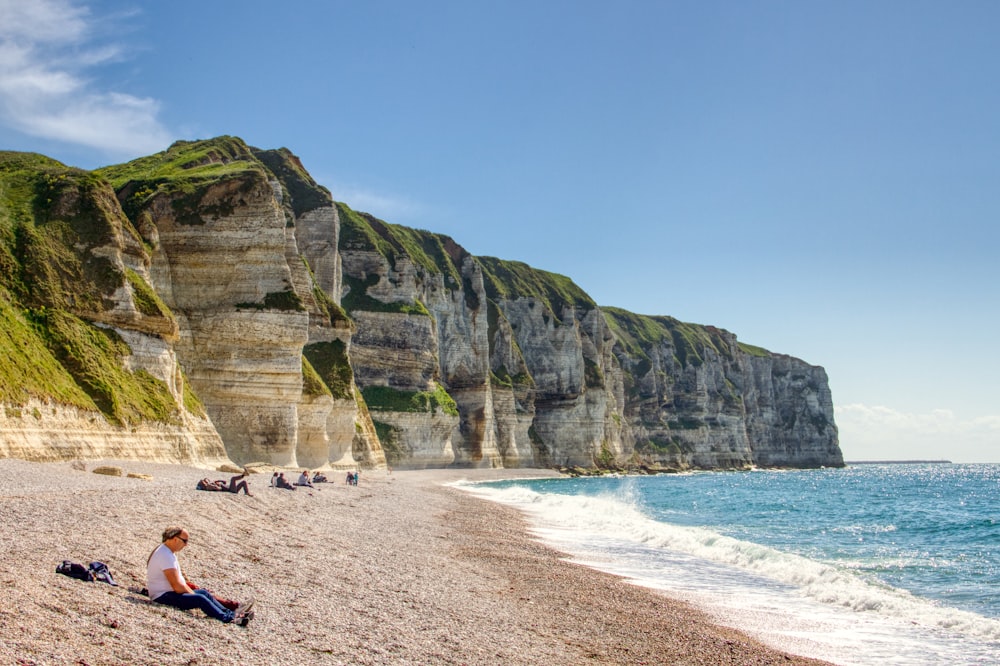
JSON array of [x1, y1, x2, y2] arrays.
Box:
[[1, 0, 997, 463]]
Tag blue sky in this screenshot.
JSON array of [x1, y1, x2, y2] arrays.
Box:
[[1, 0, 997, 462]]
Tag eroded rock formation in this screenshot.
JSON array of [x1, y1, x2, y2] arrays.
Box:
[[0, 138, 841, 471]]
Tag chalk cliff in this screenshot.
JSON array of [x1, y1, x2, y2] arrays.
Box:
[[97, 138, 384, 469], [0, 151, 228, 466], [335, 209, 841, 470], [0, 138, 842, 471]]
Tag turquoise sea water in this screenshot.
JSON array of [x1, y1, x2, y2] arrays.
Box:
[[459, 464, 1000, 666]]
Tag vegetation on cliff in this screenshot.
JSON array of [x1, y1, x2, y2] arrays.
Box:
[[341, 273, 431, 316], [477, 256, 595, 324], [301, 355, 333, 398], [1, 152, 141, 314], [253, 147, 333, 219], [602, 307, 755, 368], [303, 340, 354, 400], [236, 290, 307, 312], [0, 152, 188, 423], [33, 309, 179, 425], [0, 298, 95, 409], [302, 258, 351, 328], [97, 136, 269, 226], [337, 202, 469, 287], [361, 383, 459, 416]]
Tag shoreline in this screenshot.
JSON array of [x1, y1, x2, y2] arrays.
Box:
[[0, 459, 832, 665]]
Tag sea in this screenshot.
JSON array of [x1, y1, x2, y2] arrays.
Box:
[[457, 463, 1000, 666]]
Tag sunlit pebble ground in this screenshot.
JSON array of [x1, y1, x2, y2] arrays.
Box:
[[0, 459, 830, 665]]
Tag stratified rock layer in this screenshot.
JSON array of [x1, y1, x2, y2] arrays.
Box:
[[335, 203, 842, 471], [0, 138, 841, 471]]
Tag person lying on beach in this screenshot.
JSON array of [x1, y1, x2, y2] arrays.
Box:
[[145, 526, 254, 626], [311, 472, 328, 483], [227, 471, 252, 495], [196, 478, 228, 492], [295, 470, 315, 488]]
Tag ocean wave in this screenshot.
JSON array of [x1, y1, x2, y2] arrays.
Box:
[[457, 480, 1000, 644]]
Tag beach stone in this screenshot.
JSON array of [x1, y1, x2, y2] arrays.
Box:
[[92, 466, 123, 477], [127, 473, 153, 481], [217, 464, 244, 474]]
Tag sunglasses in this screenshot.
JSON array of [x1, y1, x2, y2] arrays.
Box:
[[175, 535, 188, 544]]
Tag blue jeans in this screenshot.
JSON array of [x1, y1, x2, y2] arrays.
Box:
[[154, 588, 235, 622]]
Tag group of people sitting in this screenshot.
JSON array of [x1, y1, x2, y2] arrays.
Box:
[[269, 470, 332, 490]]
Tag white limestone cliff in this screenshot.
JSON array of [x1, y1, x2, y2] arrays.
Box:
[[0, 139, 840, 472]]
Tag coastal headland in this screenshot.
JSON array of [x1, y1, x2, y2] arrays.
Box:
[[0, 460, 832, 665]]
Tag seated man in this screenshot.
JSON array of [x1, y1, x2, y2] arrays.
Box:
[[146, 526, 253, 626], [275, 472, 296, 490], [295, 470, 315, 488]]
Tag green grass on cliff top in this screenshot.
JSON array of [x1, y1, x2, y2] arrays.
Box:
[[602, 306, 770, 367], [337, 199, 595, 322], [477, 256, 596, 322], [1, 152, 122, 310], [96, 136, 269, 223], [99, 137, 335, 226], [97, 136, 264, 190], [253, 147, 332, 219], [336, 201, 467, 285]]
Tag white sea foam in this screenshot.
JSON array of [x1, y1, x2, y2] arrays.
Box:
[[457, 481, 1000, 666]]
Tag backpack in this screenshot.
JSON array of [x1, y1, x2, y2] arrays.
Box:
[[56, 560, 94, 582], [89, 561, 118, 586]]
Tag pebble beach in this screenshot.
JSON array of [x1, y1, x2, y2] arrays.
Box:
[[0, 459, 832, 665]]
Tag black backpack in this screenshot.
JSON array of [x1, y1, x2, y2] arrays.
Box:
[[56, 560, 118, 585], [56, 560, 94, 582]]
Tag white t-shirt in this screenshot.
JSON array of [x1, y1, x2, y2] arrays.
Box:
[[146, 544, 182, 601]]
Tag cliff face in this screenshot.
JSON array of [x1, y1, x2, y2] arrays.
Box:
[[335, 206, 842, 470], [0, 137, 841, 471], [98, 138, 384, 469], [603, 309, 842, 469], [0, 151, 228, 465]]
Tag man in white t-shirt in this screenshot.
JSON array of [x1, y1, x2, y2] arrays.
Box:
[[146, 526, 253, 625]]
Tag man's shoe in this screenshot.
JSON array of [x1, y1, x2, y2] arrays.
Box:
[[234, 597, 255, 615], [237, 609, 255, 627]]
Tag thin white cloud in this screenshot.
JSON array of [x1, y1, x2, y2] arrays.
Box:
[[0, 0, 88, 42], [0, 0, 169, 156], [835, 403, 1000, 463]]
